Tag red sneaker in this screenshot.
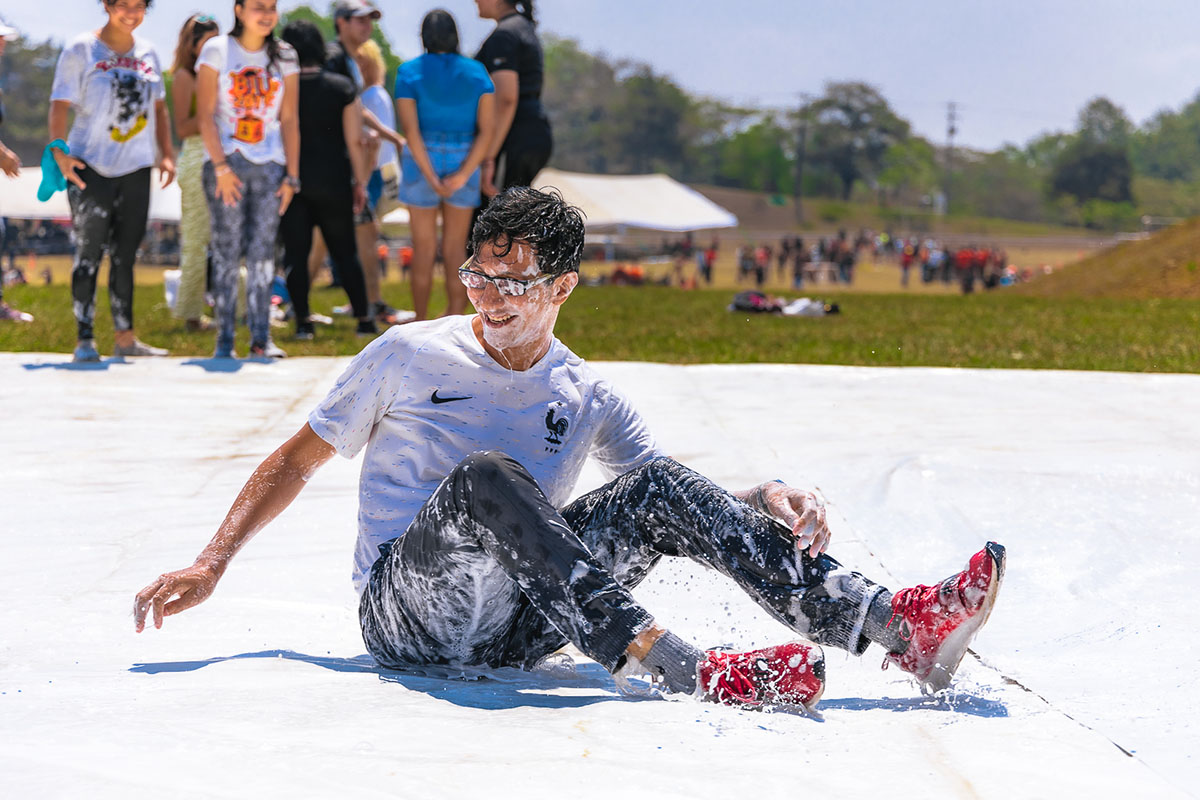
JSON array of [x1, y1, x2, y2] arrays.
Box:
[[698, 642, 825, 711], [884, 541, 1006, 693]]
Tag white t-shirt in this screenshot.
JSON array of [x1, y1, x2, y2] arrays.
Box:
[[195, 35, 298, 165], [307, 315, 663, 594], [50, 33, 164, 178], [361, 84, 398, 169]]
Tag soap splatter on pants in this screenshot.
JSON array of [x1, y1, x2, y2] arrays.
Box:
[[359, 452, 883, 673], [202, 152, 284, 350], [67, 165, 151, 340]]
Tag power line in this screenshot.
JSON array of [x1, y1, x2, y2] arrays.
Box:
[[945, 101, 958, 213]]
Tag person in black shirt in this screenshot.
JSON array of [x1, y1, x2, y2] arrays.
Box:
[[322, 0, 406, 326], [279, 20, 373, 341], [474, 0, 552, 195], [326, 0, 402, 148]]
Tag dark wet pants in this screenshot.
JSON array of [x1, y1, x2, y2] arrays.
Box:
[[280, 184, 369, 324], [67, 166, 151, 340], [359, 452, 883, 673]]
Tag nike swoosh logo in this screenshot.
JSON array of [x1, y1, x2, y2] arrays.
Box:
[[431, 390, 473, 405]]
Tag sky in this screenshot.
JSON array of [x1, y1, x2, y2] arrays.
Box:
[[6, 0, 1200, 152]]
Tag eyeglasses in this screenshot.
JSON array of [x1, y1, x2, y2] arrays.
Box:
[[458, 261, 555, 297]]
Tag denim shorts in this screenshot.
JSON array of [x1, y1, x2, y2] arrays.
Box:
[[399, 132, 481, 209]]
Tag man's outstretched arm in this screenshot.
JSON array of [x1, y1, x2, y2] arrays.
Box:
[[133, 424, 336, 632]]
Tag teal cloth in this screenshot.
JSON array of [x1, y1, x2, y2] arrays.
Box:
[[38, 140, 70, 202]]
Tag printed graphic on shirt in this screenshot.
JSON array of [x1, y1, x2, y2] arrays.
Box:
[[228, 66, 280, 145], [96, 56, 155, 143], [544, 403, 570, 452]]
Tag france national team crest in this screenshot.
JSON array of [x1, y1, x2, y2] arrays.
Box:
[[544, 404, 569, 453]]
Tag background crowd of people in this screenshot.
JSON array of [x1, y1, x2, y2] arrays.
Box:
[[1, 0, 551, 360], [0, 0, 1049, 345], [885, 235, 1015, 292]]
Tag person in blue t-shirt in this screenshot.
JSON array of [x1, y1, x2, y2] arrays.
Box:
[[393, 9, 494, 321]]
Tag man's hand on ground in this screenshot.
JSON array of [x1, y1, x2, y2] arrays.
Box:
[[753, 481, 830, 557], [133, 563, 220, 632]]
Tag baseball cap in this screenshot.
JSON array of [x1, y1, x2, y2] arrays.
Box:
[[333, 0, 381, 20], [0, 24, 18, 41]]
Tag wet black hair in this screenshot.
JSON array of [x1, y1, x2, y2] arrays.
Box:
[[102, 0, 154, 7], [281, 19, 325, 68], [471, 187, 585, 276], [231, 0, 282, 75], [420, 9, 459, 55]]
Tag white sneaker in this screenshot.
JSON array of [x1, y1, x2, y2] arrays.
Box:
[[113, 338, 169, 357], [0, 302, 33, 323], [249, 339, 287, 359]]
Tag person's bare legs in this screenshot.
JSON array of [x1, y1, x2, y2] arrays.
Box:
[[407, 205, 439, 321], [440, 203, 473, 317]]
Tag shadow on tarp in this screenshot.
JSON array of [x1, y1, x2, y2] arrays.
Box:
[[181, 357, 245, 373], [128, 650, 1007, 715], [129, 648, 635, 710], [818, 692, 1009, 718], [180, 356, 286, 373], [23, 357, 132, 371]]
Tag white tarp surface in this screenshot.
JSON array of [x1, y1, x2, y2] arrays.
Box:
[[0, 353, 1196, 797], [533, 168, 738, 232], [0, 166, 181, 222]]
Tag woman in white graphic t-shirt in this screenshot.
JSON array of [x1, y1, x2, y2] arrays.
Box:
[[48, 0, 176, 362], [196, 0, 299, 359]]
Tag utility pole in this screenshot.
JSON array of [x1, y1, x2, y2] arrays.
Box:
[[793, 93, 813, 224], [944, 101, 958, 215]]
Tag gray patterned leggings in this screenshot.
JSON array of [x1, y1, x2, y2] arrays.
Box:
[[202, 152, 284, 349], [359, 452, 884, 673]]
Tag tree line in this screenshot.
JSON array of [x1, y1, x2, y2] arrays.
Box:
[[543, 35, 1200, 231], [3, 22, 1199, 231]]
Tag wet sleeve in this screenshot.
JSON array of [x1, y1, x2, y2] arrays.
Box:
[[589, 382, 664, 479], [308, 334, 408, 459], [49, 41, 84, 105]]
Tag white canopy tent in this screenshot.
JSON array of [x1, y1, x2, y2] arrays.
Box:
[[0, 166, 181, 222], [533, 168, 737, 232], [380, 169, 737, 236]]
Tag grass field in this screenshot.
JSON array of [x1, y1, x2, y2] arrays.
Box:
[[15, 242, 1092, 293], [2, 262, 1195, 372], [1019, 217, 1200, 300]]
